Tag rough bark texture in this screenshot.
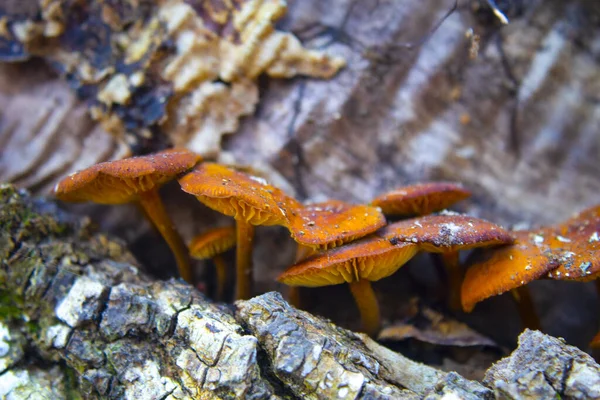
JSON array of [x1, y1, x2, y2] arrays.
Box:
[[1, 186, 600, 399]]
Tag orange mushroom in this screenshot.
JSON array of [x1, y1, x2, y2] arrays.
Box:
[[544, 205, 600, 281], [54, 149, 202, 283], [462, 204, 600, 330], [179, 162, 296, 300], [371, 182, 471, 217], [379, 214, 514, 310], [591, 330, 600, 349], [278, 236, 418, 336], [189, 226, 237, 301], [285, 199, 387, 307], [288, 199, 387, 257]]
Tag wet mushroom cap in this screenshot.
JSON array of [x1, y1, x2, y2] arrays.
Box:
[[277, 237, 418, 287], [288, 200, 387, 250], [460, 230, 562, 312], [378, 214, 514, 253], [189, 226, 237, 259], [179, 163, 295, 226], [54, 149, 202, 204], [544, 205, 600, 281], [371, 182, 471, 217]]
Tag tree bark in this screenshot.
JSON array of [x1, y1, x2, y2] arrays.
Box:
[[1, 186, 600, 399]]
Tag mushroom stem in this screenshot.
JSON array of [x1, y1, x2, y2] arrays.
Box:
[[348, 279, 381, 337], [213, 254, 228, 301], [295, 244, 316, 262], [288, 286, 301, 308], [441, 251, 464, 312], [510, 286, 541, 331], [235, 220, 255, 300], [138, 189, 192, 283]]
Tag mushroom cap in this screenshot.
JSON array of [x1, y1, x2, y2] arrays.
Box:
[[277, 236, 418, 287], [287, 200, 387, 250], [378, 214, 514, 253], [545, 205, 600, 281], [179, 162, 297, 226], [54, 149, 202, 204], [461, 230, 560, 312], [371, 182, 471, 217], [189, 226, 237, 260], [591, 330, 600, 349]]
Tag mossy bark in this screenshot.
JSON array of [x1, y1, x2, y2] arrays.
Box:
[[1, 185, 599, 399]]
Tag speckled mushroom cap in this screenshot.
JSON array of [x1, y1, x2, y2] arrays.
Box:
[[460, 230, 561, 312], [287, 200, 387, 250], [54, 149, 202, 204], [545, 205, 600, 281], [189, 226, 237, 260], [179, 162, 296, 226], [277, 236, 418, 287], [371, 182, 471, 217], [378, 214, 514, 253]]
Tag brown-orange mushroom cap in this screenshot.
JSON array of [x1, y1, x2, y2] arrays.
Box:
[[462, 204, 600, 312], [371, 182, 471, 217], [179, 162, 296, 226], [54, 149, 202, 283], [591, 330, 600, 349], [189, 226, 237, 260], [189, 226, 237, 301], [55, 149, 202, 204], [278, 237, 418, 287], [461, 230, 560, 312], [544, 205, 600, 281], [287, 200, 387, 250], [378, 214, 514, 253]]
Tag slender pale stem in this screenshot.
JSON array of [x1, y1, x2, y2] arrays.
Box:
[[138, 189, 192, 283], [213, 254, 228, 301], [441, 251, 464, 311], [510, 286, 541, 331], [235, 220, 255, 300], [348, 279, 381, 337]]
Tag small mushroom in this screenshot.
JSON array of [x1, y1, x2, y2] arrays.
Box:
[[189, 226, 236, 301], [54, 149, 202, 283], [278, 236, 418, 336], [462, 204, 600, 330], [179, 162, 296, 300], [285, 199, 387, 307], [371, 182, 471, 217], [460, 229, 561, 329], [379, 214, 513, 310]]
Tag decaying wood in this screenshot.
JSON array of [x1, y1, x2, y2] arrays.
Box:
[[1, 186, 599, 399], [0, 0, 345, 156]]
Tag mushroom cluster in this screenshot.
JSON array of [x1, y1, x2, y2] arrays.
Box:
[[54, 152, 599, 341]]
